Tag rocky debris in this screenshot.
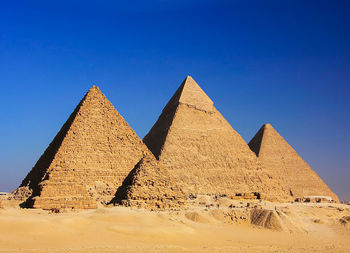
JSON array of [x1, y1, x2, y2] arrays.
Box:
[[112, 155, 186, 210], [49, 208, 60, 214], [295, 196, 335, 203], [143, 76, 288, 201], [339, 216, 350, 226], [13, 86, 151, 210], [223, 209, 250, 224], [250, 209, 283, 231], [313, 219, 323, 224], [11, 187, 32, 201], [249, 124, 339, 202]]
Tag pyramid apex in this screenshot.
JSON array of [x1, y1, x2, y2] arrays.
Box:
[[86, 85, 104, 98], [89, 85, 101, 91], [263, 123, 273, 129], [181, 75, 197, 87], [161, 76, 214, 113], [177, 76, 214, 112], [184, 75, 194, 81]]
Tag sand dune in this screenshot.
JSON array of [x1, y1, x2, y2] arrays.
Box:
[[0, 199, 349, 252]]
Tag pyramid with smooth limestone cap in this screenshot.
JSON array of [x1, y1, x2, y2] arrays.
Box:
[[14, 86, 152, 209], [143, 76, 288, 200], [248, 123, 339, 202]]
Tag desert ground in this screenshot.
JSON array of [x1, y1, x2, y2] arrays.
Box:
[[0, 196, 349, 253]]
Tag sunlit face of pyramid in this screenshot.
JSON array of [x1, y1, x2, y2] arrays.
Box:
[[16, 86, 151, 209], [144, 76, 288, 201], [249, 123, 339, 202]]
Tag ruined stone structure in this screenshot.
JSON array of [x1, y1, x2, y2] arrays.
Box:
[[143, 76, 288, 201], [112, 154, 186, 209], [14, 86, 151, 209], [248, 124, 339, 202]]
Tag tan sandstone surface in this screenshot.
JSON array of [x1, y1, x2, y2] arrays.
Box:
[[144, 76, 289, 201], [248, 124, 339, 202], [0, 200, 349, 253], [13, 86, 154, 209], [112, 155, 186, 209]]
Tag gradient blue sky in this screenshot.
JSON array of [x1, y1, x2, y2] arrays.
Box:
[[0, 0, 349, 200]]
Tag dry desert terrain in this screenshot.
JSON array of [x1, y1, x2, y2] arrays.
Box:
[[0, 196, 349, 253]]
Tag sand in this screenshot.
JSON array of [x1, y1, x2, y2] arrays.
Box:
[[0, 199, 349, 253]]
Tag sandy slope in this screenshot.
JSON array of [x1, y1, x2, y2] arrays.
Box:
[[0, 201, 349, 253]]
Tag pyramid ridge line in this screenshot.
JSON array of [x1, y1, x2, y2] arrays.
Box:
[[183, 75, 194, 82], [15, 83, 151, 209], [248, 123, 340, 202]]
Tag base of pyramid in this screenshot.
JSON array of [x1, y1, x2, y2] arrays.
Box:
[[27, 196, 97, 210], [119, 197, 185, 210], [16, 85, 152, 210], [112, 155, 186, 210], [248, 124, 340, 203]]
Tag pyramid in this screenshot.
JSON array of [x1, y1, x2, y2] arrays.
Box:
[[248, 124, 339, 202], [112, 154, 186, 209], [143, 76, 288, 200], [14, 86, 150, 209]]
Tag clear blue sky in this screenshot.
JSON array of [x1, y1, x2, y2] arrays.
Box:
[[0, 0, 349, 200]]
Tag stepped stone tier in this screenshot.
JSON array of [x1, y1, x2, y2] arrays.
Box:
[[143, 76, 289, 201], [248, 124, 339, 202], [112, 154, 186, 209], [14, 86, 151, 209]]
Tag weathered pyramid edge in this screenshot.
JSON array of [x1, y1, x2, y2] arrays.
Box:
[[143, 76, 193, 159], [13, 85, 148, 209], [111, 154, 187, 210], [13, 86, 97, 201], [248, 123, 340, 202], [17, 86, 102, 186], [143, 76, 217, 159]]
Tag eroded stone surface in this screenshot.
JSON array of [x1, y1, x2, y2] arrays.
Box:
[[248, 124, 339, 202], [144, 76, 288, 201], [113, 154, 186, 209]]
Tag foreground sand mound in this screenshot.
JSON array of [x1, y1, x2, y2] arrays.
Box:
[[14, 86, 151, 210], [185, 211, 210, 223], [112, 155, 186, 209], [249, 124, 339, 202], [250, 209, 283, 231], [143, 76, 288, 201]]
